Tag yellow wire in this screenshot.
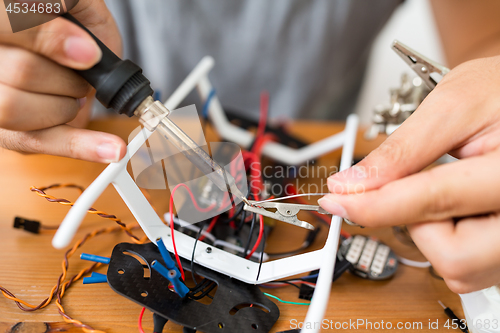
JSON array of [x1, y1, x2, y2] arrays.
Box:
[[1, 184, 149, 332]]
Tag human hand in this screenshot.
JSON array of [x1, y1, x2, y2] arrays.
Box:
[[319, 56, 500, 293], [0, 0, 126, 162]]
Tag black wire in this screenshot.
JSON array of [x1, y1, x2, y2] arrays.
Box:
[[234, 190, 254, 235], [190, 221, 206, 285], [266, 228, 320, 257], [235, 210, 247, 234], [189, 278, 211, 294], [222, 186, 251, 227], [256, 229, 266, 281], [242, 213, 257, 257], [277, 274, 319, 283], [187, 219, 219, 302], [189, 282, 217, 300], [220, 202, 245, 224], [279, 281, 301, 290], [190, 282, 216, 299]]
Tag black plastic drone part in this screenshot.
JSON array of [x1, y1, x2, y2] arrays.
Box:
[[106, 242, 280, 333], [62, 13, 154, 117]]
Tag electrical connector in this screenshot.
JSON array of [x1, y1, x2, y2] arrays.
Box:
[[13, 217, 41, 234]]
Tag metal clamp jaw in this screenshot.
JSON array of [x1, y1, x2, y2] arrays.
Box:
[[244, 201, 330, 230], [392, 40, 450, 90], [366, 40, 451, 140]]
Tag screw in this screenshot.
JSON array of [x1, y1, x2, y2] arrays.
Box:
[[206, 247, 212, 253], [421, 66, 428, 73]]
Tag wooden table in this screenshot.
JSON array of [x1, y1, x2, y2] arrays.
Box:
[[0, 118, 464, 332]]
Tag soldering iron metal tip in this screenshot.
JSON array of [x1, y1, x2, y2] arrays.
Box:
[[242, 197, 251, 206]]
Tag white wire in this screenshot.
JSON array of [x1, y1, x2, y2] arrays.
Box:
[[252, 193, 330, 204], [397, 255, 431, 268], [301, 114, 359, 333]]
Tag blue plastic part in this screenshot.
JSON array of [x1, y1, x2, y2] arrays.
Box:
[[83, 272, 108, 284], [80, 253, 111, 264], [153, 90, 162, 101], [90, 272, 107, 278], [201, 88, 216, 119], [156, 238, 177, 270], [151, 260, 189, 298]]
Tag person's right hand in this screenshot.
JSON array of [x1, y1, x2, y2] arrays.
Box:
[[0, 0, 126, 163]]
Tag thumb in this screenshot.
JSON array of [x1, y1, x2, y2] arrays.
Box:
[[0, 0, 121, 69]]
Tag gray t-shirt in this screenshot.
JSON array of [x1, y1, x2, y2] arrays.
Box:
[[103, 0, 401, 120]]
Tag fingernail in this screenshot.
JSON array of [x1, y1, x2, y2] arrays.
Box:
[[96, 142, 121, 163], [64, 36, 102, 66], [318, 197, 348, 219], [77, 97, 87, 109]]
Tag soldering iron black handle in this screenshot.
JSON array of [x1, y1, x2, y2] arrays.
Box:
[[62, 13, 153, 117]]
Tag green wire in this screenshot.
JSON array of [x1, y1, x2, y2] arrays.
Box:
[[263, 292, 310, 306]]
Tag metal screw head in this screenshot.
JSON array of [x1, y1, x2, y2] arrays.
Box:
[[420, 66, 428, 73], [206, 247, 212, 253]]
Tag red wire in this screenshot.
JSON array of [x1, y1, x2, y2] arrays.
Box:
[[245, 214, 264, 259], [252, 133, 275, 157], [257, 91, 269, 139], [138, 307, 146, 333], [168, 208, 184, 281], [170, 183, 216, 213], [169, 183, 215, 281], [168, 93, 271, 268]]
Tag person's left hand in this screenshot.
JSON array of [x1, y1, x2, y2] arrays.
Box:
[[318, 55, 500, 294]]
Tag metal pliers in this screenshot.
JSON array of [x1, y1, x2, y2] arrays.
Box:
[[244, 201, 331, 230], [392, 40, 450, 89]]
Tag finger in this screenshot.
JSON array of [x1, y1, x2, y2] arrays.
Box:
[[318, 152, 500, 226], [0, 45, 91, 97], [0, 12, 101, 69], [408, 215, 500, 293], [0, 125, 126, 163], [327, 68, 494, 193], [0, 83, 84, 131], [0, 0, 121, 69], [449, 125, 500, 159]]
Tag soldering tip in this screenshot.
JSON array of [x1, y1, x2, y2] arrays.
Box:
[[437, 300, 446, 309]]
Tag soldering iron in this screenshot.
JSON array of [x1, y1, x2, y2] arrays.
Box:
[[61, 13, 250, 206]]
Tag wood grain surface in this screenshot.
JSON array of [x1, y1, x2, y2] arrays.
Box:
[[0, 118, 464, 332]]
